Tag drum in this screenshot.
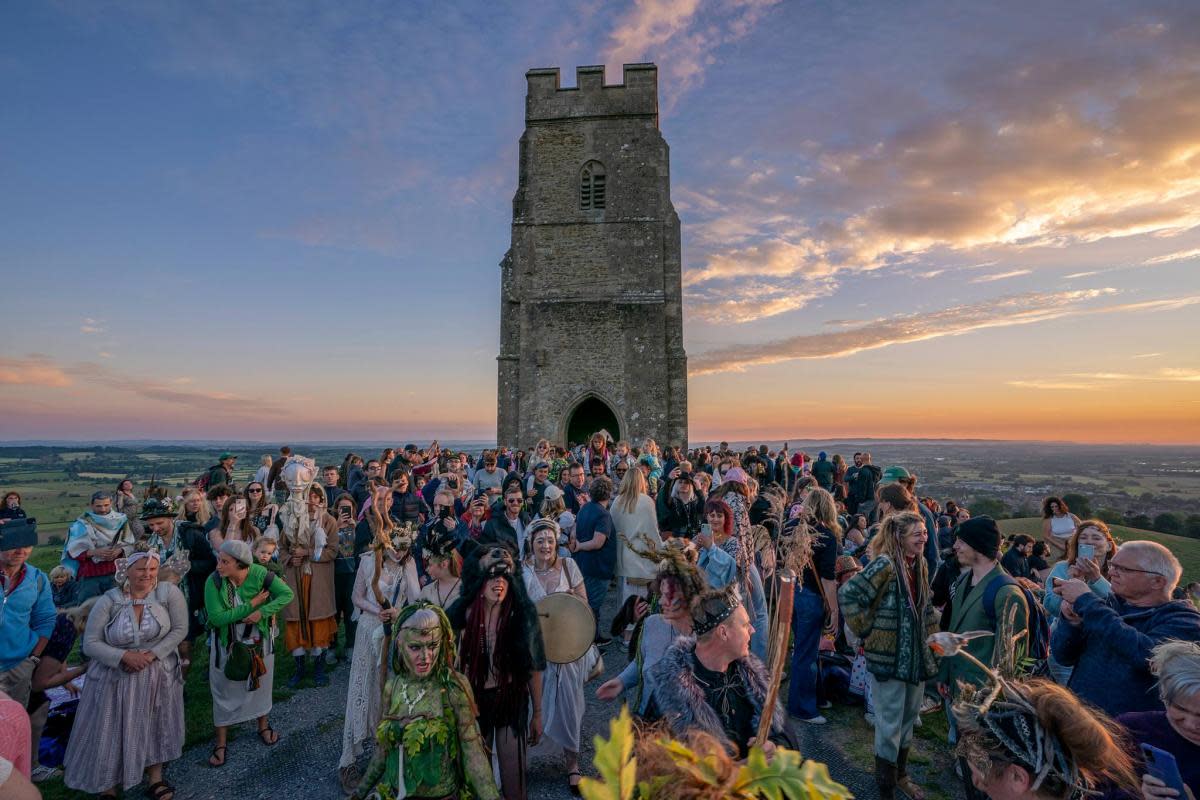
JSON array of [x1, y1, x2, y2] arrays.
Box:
[[536, 592, 596, 664]]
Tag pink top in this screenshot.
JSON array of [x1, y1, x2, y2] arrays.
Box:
[[0, 696, 30, 778]]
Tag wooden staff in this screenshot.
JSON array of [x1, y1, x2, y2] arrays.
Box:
[[755, 569, 795, 748]]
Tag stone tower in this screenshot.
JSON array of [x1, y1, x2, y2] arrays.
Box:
[[497, 63, 688, 450]]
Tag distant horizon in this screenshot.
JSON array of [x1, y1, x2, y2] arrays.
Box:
[[3, 435, 1199, 449]]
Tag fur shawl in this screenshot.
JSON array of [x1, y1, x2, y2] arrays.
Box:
[[648, 636, 784, 753]]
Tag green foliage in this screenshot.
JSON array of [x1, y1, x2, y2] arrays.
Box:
[[580, 706, 852, 800], [968, 498, 1009, 519], [1061, 493, 1092, 519], [1153, 513, 1183, 535], [581, 707, 638, 800], [1096, 508, 1126, 525], [1186, 515, 1200, 540], [1127, 514, 1154, 530]]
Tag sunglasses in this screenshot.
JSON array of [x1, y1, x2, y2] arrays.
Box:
[[248, 488, 263, 494]]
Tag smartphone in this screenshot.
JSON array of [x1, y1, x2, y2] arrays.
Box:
[[1140, 744, 1188, 799], [1077, 543, 1095, 561]]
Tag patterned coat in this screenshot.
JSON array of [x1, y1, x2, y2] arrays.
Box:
[[840, 554, 939, 684]]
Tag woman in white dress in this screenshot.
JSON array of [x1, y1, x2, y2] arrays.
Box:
[[336, 506, 421, 793], [521, 519, 599, 796]]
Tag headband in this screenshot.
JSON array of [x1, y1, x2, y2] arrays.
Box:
[[692, 587, 742, 637], [127, 550, 162, 566]]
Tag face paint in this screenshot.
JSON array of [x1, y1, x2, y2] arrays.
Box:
[[402, 626, 442, 678]]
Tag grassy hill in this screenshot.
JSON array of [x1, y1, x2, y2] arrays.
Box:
[[999, 517, 1200, 582]]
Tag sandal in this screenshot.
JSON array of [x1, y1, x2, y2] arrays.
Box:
[[147, 781, 175, 800], [568, 770, 583, 797], [208, 745, 227, 768], [258, 725, 279, 746]]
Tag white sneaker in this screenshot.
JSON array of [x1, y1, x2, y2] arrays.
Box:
[[31, 765, 62, 783], [798, 714, 827, 725]]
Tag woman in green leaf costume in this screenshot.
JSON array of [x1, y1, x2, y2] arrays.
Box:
[[353, 602, 499, 800]]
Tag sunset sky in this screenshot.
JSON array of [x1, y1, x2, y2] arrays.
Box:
[[2, 0, 1199, 444]]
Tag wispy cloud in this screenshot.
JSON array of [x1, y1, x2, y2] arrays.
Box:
[[1143, 247, 1200, 265], [0, 356, 73, 387], [690, 290, 1200, 375], [64, 362, 286, 416], [0, 354, 283, 415], [1133, 352, 1162, 359], [1007, 380, 1101, 391], [604, 0, 781, 108], [80, 317, 106, 335], [1009, 367, 1200, 391], [970, 269, 1033, 283]]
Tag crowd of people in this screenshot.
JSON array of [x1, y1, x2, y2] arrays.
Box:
[[1, 438, 1199, 800]]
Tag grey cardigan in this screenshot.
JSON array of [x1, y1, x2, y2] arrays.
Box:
[[83, 583, 189, 671]]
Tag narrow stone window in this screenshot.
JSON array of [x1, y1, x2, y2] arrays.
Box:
[[580, 160, 606, 210]]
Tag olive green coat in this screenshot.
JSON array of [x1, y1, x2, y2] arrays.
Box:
[[938, 563, 1028, 695]]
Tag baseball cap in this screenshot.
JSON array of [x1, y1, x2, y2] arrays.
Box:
[[880, 465, 911, 485]]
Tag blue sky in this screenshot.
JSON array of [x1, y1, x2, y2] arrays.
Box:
[[2, 0, 1199, 443]]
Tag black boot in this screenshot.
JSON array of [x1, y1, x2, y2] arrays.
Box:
[[896, 747, 924, 800], [287, 655, 306, 688], [875, 756, 898, 800], [313, 652, 329, 686]]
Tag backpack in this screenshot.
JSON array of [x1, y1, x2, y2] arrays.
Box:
[[193, 468, 213, 490], [981, 573, 1051, 672]]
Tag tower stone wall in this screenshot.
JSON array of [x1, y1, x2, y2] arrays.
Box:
[[497, 63, 688, 449]]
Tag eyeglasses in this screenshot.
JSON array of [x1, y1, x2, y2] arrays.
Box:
[[1108, 562, 1162, 577], [506, 497, 523, 504]]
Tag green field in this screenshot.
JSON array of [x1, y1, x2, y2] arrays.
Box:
[[999, 517, 1200, 582]]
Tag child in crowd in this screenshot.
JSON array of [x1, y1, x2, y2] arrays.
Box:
[[255, 538, 285, 579], [49, 565, 79, 608]]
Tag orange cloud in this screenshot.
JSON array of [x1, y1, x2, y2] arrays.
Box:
[[689, 290, 1200, 375], [681, 15, 1200, 323], [0, 356, 73, 387], [604, 0, 780, 106]]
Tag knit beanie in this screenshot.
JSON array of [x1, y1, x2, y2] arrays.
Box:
[[955, 515, 1001, 560]]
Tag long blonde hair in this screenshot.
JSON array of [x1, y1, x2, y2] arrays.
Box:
[[869, 510, 928, 604], [802, 487, 842, 544], [615, 466, 647, 514], [178, 487, 210, 525]]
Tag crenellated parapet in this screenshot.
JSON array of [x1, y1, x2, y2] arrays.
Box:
[[525, 64, 658, 124]]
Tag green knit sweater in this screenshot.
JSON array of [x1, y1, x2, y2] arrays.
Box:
[[839, 554, 939, 684]]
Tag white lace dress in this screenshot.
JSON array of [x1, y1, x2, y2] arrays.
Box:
[[521, 559, 599, 753], [337, 553, 420, 769]]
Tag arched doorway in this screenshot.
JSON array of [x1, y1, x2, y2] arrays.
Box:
[[564, 395, 621, 446]]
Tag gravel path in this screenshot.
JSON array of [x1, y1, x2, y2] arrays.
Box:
[[163, 591, 887, 800]]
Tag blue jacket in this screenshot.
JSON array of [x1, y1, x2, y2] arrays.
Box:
[[1053, 592, 1200, 716], [0, 564, 57, 671], [698, 544, 736, 589]]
